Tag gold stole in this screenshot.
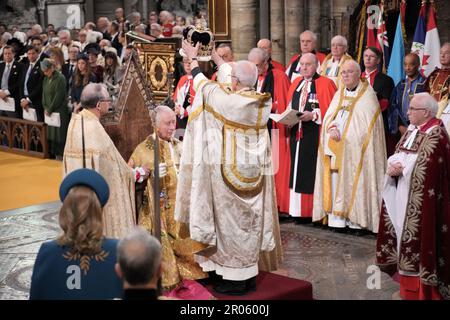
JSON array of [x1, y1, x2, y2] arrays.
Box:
[[322, 81, 368, 212]]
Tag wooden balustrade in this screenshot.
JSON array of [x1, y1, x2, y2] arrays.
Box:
[[0, 116, 48, 159]]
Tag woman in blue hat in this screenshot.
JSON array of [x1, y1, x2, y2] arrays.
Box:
[[29, 169, 123, 300]]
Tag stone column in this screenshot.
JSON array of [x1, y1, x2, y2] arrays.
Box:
[[320, 0, 332, 49], [284, 0, 304, 64], [37, 0, 46, 26], [308, 0, 321, 45], [84, 0, 95, 24], [141, 0, 148, 23], [259, 0, 270, 40], [270, 0, 285, 65], [230, 0, 258, 60]]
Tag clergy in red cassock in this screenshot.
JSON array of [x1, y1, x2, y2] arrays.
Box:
[[257, 39, 285, 72], [285, 53, 336, 221], [425, 43, 450, 120], [248, 47, 291, 214], [376, 93, 450, 300], [285, 30, 326, 83]]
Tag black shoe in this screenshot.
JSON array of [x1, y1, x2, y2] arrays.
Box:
[[294, 217, 312, 225], [278, 213, 294, 223], [198, 271, 222, 286], [213, 280, 248, 296], [330, 226, 347, 233], [348, 229, 370, 237]]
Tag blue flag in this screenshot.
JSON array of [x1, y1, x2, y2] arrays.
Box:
[[388, 13, 405, 86], [411, 3, 426, 66]]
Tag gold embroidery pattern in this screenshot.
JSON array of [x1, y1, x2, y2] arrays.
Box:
[[439, 282, 450, 300], [63, 250, 110, 276], [379, 208, 398, 265], [221, 125, 265, 197], [419, 268, 439, 286], [400, 126, 440, 273]]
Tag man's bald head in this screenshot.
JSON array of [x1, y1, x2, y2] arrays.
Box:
[[233, 60, 258, 90], [155, 105, 176, 141], [257, 39, 272, 56], [440, 42, 450, 68], [81, 83, 109, 109], [341, 60, 361, 89], [216, 44, 234, 63], [300, 52, 318, 65], [155, 105, 175, 127], [299, 53, 318, 79], [300, 30, 317, 54], [248, 47, 269, 76]]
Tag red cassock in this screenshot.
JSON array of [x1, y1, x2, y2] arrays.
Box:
[[285, 75, 336, 217], [271, 60, 285, 72], [260, 68, 291, 214]]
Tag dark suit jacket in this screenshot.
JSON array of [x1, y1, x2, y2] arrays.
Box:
[[0, 60, 24, 118], [61, 61, 77, 92], [373, 72, 395, 101], [21, 60, 45, 121], [111, 33, 123, 57], [101, 31, 112, 41]]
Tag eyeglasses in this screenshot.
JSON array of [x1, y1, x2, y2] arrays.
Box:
[[99, 99, 112, 104], [409, 107, 427, 111]]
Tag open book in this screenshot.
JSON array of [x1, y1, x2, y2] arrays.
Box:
[[269, 108, 302, 126]]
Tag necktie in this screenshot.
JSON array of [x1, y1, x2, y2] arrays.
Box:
[[1, 63, 11, 91], [24, 64, 33, 96], [69, 64, 74, 87]]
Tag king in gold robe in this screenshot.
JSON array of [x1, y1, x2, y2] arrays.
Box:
[[313, 79, 387, 232], [129, 133, 207, 290], [63, 108, 136, 238]]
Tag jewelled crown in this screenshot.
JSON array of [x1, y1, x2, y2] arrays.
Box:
[[183, 18, 214, 61]]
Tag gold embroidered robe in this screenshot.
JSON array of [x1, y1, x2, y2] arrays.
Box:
[[129, 135, 207, 289], [313, 80, 387, 232], [175, 70, 279, 281], [63, 109, 136, 238]]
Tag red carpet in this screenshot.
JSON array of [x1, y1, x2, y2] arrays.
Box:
[[206, 272, 313, 300]]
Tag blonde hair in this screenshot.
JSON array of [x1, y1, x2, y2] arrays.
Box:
[[49, 47, 64, 70], [57, 186, 104, 256]]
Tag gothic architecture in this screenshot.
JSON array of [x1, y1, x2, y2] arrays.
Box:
[[1, 0, 449, 65]]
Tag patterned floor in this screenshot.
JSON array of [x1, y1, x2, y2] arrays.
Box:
[[0, 202, 398, 300]]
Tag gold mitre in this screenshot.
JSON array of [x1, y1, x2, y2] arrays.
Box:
[[183, 18, 214, 61]]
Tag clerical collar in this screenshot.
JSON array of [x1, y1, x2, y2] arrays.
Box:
[[345, 85, 358, 92]]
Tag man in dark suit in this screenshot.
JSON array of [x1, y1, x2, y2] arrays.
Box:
[[20, 46, 45, 122], [61, 45, 80, 95], [109, 21, 123, 58], [0, 46, 24, 118], [97, 17, 112, 41], [362, 46, 395, 155]]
